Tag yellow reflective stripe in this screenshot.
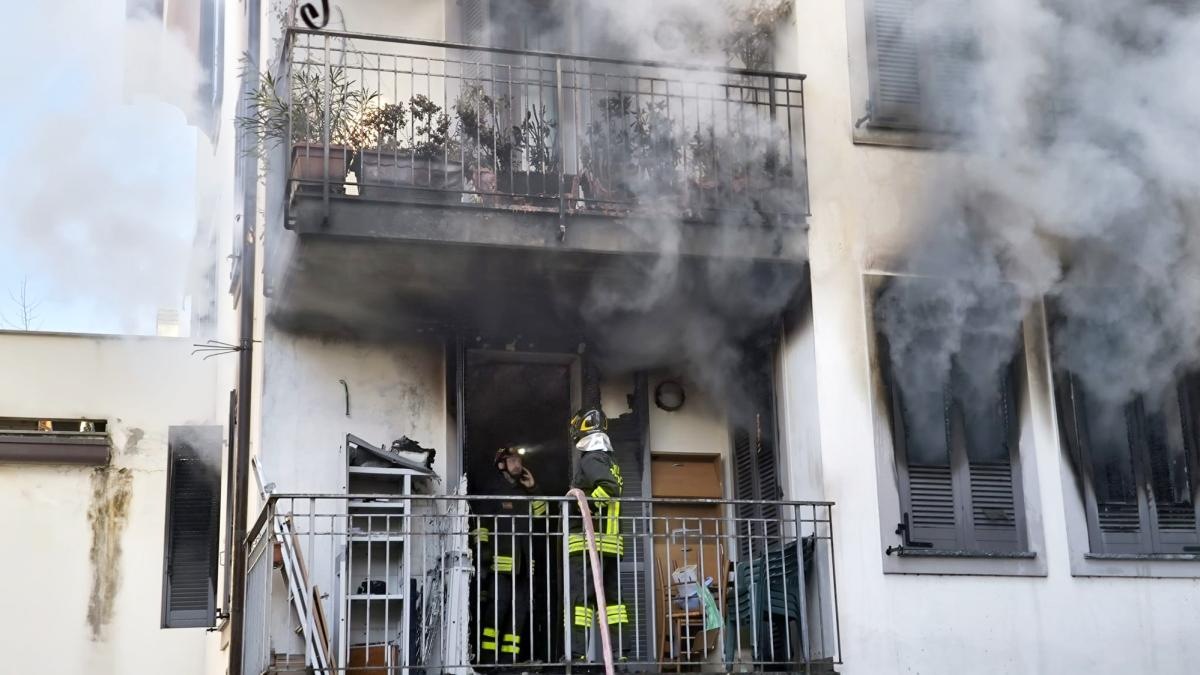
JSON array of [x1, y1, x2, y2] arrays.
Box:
[[481, 641, 497, 650], [531, 500, 548, 516], [493, 555, 514, 572], [568, 532, 623, 554], [606, 604, 629, 624], [573, 606, 595, 627], [483, 627, 497, 638], [474, 527, 490, 543], [591, 485, 610, 500], [503, 634, 521, 644], [501, 645, 519, 654], [605, 500, 621, 535]]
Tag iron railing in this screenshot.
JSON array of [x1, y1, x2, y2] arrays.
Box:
[[242, 494, 839, 674], [272, 28, 809, 225]]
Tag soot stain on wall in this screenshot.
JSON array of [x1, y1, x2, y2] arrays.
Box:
[[87, 466, 133, 640]]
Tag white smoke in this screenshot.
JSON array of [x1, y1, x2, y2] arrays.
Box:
[[879, 0, 1200, 408], [0, 2, 207, 335], [543, 0, 807, 405]]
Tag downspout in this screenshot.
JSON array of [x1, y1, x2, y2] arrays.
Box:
[[227, 209, 256, 675], [228, 3, 262, 671]]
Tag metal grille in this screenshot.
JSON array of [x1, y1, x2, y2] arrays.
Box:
[[275, 28, 808, 220], [243, 493, 839, 673]]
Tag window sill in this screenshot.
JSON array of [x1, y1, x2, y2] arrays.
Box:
[[0, 433, 110, 465], [1085, 553, 1200, 562], [895, 548, 1036, 560]]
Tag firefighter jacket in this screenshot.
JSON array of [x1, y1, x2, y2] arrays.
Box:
[[474, 473, 548, 574], [569, 433, 623, 556]]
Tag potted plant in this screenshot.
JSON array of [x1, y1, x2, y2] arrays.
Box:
[[509, 103, 559, 200], [454, 84, 517, 205], [238, 62, 378, 190], [579, 95, 681, 209], [357, 94, 463, 204]]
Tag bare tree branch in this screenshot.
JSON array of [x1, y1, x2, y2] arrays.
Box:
[[1, 276, 43, 331]]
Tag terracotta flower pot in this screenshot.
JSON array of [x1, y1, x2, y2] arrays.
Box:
[[290, 143, 349, 185]]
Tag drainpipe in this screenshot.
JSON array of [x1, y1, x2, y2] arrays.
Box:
[[228, 4, 262, 671]]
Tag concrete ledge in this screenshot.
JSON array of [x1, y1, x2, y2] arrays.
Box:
[[0, 433, 110, 465], [290, 195, 806, 262]]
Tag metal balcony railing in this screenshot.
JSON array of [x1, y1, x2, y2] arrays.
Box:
[[241, 494, 839, 674], [268, 28, 809, 225]]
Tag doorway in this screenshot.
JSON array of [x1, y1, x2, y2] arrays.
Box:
[[463, 350, 578, 494], [462, 349, 579, 663]]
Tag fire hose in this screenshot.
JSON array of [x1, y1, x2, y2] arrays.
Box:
[[566, 487, 616, 675]]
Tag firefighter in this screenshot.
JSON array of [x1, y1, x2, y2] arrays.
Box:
[[566, 409, 627, 663], [477, 446, 546, 665]]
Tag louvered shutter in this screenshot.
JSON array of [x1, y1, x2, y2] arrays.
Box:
[[1141, 379, 1200, 553], [963, 365, 1024, 551], [864, 0, 976, 131], [162, 426, 222, 628], [608, 381, 649, 662], [457, 0, 490, 82], [864, 0, 922, 129], [732, 344, 783, 555], [892, 385, 961, 551]]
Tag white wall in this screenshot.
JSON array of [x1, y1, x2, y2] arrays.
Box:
[[0, 331, 220, 675], [790, 0, 1200, 672], [258, 328, 449, 494]]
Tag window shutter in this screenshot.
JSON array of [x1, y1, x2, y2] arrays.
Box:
[[608, 375, 649, 662], [864, 0, 922, 129], [163, 426, 222, 628], [894, 388, 961, 551], [732, 345, 783, 553], [458, 0, 488, 44], [864, 0, 977, 131], [963, 365, 1024, 551]]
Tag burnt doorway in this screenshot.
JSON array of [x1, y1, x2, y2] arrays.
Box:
[[463, 350, 578, 664], [463, 350, 577, 494]]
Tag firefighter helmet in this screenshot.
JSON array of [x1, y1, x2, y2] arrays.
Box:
[[494, 446, 520, 469], [570, 408, 608, 443]]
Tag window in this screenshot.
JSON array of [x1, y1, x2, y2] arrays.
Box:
[[874, 279, 1027, 554], [1054, 370, 1200, 556], [879, 338, 1026, 553], [862, 0, 977, 132], [162, 426, 222, 628], [0, 417, 109, 465]]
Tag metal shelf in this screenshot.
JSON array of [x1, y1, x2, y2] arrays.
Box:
[[349, 466, 425, 477], [349, 499, 408, 511]]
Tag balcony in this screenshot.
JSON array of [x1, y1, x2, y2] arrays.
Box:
[[259, 29, 810, 335], [240, 494, 840, 674]]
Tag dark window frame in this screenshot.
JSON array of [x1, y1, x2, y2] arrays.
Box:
[[1054, 370, 1200, 556]]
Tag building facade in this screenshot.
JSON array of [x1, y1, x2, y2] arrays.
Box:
[[8, 2, 1196, 675]]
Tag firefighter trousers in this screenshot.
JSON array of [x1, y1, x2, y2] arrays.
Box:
[[480, 569, 529, 663], [567, 550, 629, 661]]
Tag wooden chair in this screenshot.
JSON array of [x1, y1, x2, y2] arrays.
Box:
[[656, 546, 726, 670]]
